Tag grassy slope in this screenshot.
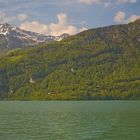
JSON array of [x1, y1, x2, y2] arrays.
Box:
[[0, 20, 140, 100]]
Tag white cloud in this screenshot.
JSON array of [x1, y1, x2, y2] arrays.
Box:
[[80, 20, 87, 25], [79, 27, 88, 32], [77, 0, 112, 7], [104, 2, 111, 7], [20, 21, 49, 35], [0, 11, 15, 23], [114, 11, 140, 23], [0, 11, 28, 24], [0, 11, 5, 18], [0, 11, 86, 36], [126, 14, 140, 23], [114, 11, 126, 23], [49, 13, 77, 36], [117, 0, 137, 3], [0, 11, 6, 23], [20, 13, 86, 36], [78, 0, 100, 4], [17, 14, 28, 21], [78, 0, 138, 6]]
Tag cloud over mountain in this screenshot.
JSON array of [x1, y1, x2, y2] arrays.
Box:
[[20, 13, 86, 36], [114, 11, 140, 23], [0, 11, 87, 36], [117, 0, 137, 3]]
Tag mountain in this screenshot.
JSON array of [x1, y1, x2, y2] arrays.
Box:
[[0, 19, 140, 100], [0, 23, 69, 50]]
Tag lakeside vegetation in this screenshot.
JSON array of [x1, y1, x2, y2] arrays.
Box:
[[0, 19, 140, 100]]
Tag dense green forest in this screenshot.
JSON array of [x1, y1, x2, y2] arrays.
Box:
[[0, 19, 140, 100]]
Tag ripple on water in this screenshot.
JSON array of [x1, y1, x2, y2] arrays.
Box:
[[0, 101, 140, 140]]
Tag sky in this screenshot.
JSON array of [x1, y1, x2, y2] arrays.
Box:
[[0, 0, 140, 36]]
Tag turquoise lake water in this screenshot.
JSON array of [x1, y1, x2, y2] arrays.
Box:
[[0, 101, 140, 140]]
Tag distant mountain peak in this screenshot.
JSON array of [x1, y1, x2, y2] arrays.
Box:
[[0, 23, 70, 50]]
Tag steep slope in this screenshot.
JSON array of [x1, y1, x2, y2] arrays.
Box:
[[0, 23, 69, 50], [0, 19, 140, 100]]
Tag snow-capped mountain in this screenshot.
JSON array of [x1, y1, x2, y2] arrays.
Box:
[[0, 23, 69, 50]]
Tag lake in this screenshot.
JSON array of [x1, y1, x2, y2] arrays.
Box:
[[0, 101, 140, 140]]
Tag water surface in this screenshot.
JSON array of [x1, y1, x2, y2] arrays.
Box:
[[0, 101, 140, 140]]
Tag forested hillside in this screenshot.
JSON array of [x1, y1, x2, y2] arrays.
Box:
[[0, 19, 140, 100]]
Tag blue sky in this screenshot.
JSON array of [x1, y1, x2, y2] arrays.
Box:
[[0, 0, 140, 36]]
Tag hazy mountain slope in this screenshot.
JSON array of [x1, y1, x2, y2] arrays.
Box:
[[0, 19, 140, 100], [0, 23, 69, 50]]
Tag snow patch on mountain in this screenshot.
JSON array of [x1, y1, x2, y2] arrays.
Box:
[[0, 23, 70, 49]]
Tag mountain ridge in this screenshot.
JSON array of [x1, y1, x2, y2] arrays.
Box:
[[0, 19, 140, 100]]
